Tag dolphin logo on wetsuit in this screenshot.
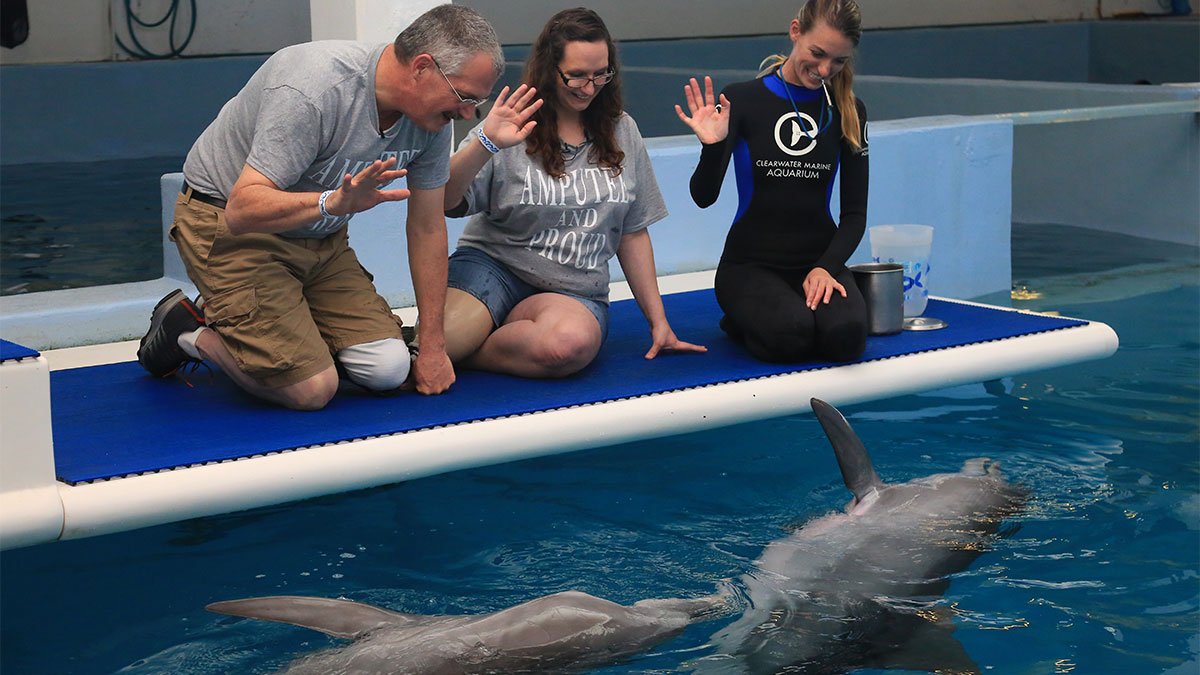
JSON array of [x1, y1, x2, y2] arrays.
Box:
[[773, 112, 819, 156]]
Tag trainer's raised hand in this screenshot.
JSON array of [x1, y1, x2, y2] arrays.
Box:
[[675, 76, 731, 145]]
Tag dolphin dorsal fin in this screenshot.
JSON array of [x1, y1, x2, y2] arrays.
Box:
[[810, 398, 884, 501], [207, 596, 415, 639]]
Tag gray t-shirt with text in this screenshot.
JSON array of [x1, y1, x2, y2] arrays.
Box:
[[455, 113, 667, 303], [183, 40, 451, 238]]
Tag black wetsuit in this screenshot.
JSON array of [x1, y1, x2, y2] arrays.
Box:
[[690, 73, 869, 363]]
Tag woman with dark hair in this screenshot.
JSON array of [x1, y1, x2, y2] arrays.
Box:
[[676, 0, 869, 364], [437, 7, 703, 378]]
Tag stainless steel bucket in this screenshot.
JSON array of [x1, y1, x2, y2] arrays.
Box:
[[849, 262, 904, 336]]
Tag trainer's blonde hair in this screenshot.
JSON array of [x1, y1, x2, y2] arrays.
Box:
[[758, 0, 863, 150]]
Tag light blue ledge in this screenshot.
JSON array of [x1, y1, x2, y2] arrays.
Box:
[[0, 115, 1013, 350]]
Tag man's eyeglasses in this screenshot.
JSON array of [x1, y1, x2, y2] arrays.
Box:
[[432, 57, 489, 107], [557, 68, 616, 89]]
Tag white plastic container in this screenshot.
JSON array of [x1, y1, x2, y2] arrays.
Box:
[[869, 224, 933, 317]]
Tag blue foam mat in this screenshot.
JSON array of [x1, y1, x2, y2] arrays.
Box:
[[1, 339, 40, 362], [49, 292, 1084, 484]]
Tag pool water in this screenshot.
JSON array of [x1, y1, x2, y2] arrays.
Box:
[[0, 228, 1197, 674], [0, 157, 180, 295]]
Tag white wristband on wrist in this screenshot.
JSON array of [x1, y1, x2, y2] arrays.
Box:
[[476, 128, 500, 154], [318, 190, 335, 218]]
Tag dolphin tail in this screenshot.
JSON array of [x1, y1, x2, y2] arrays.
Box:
[[206, 595, 417, 639], [810, 398, 884, 501]]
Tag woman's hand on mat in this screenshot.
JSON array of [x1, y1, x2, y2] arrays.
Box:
[[323, 158, 411, 217], [675, 76, 730, 145], [644, 322, 707, 360], [412, 348, 455, 395], [803, 267, 847, 311], [482, 85, 543, 149]]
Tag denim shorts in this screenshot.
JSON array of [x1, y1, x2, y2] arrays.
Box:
[[447, 246, 610, 343]]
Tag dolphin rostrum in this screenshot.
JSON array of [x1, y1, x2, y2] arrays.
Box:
[[206, 398, 1026, 674]]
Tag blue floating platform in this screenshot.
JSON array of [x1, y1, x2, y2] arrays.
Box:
[[0, 286, 1117, 547], [51, 291, 1084, 484]]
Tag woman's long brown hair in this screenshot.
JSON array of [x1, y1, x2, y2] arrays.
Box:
[[522, 7, 625, 177]]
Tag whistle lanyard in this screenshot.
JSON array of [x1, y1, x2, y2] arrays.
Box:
[[777, 67, 833, 139]]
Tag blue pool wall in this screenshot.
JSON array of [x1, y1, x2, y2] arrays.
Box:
[[0, 56, 266, 166], [3, 20, 1196, 164], [0, 114, 1013, 349], [851, 79, 1198, 245]]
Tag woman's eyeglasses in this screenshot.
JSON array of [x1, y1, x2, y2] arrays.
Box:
[[557, 68, 616, 89]]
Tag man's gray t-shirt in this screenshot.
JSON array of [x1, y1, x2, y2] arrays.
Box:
[[183, 41, 451, 239], [455, 114, 667, 303]]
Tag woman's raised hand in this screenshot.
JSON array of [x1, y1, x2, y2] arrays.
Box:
[[675, 76, 730, 145], [481, 84, 543, 149]]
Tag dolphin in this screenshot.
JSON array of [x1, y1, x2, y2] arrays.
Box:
[[693, 398, 1028, 674], [206, 590, 727, 674], [206, 398, 1026, 674]]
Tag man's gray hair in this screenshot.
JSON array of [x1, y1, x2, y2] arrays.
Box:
[[394, 4, 504, 77]]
